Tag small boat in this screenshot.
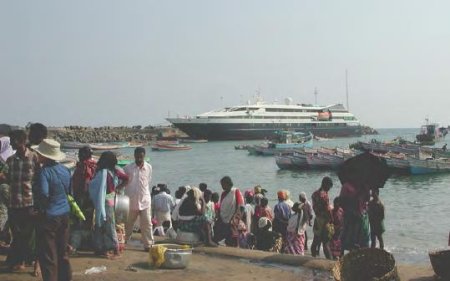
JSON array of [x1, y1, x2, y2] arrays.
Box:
[[89, 143, 123, 150], [127, 142, 148, 148], [416, 120, 448, 145], [275, 153, 296, 169], [409, 157, 450, 175], [151, 142, 192, 151], [61, 141, 88, 150], [306, 153, 344, 170], [313, 135, 332, 141], [117, 156, 151, 167], [178, 138, 208, 143], [235, 144, 253, 150], [269, 131, 313, 149], [291, 151, 310, 168], [248, 131, 313, 156]]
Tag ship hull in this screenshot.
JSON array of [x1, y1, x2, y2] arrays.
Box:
[[168, 121, 362, 140]]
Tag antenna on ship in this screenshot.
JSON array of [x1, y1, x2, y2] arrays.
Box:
[[346, 69, 349, 110], [314, 87, 318, 105]]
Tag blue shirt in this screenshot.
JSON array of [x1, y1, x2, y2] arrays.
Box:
[[37, 162, 71, 217], [274, 200, 291, 223]]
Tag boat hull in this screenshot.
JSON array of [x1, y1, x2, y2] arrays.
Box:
[[168, 121, 362, 140], [151, 143, 192, 151], [409, 158, 450, 175]]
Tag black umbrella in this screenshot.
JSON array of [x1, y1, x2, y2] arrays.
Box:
[[337, 151, 391, 189]]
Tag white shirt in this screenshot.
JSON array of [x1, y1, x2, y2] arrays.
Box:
[[244, 203, 255, 231], [152, 191, 175, 213], [124, 162, 152, 211]]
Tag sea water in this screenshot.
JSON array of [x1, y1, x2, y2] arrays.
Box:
[[120, 128, 449, 264]]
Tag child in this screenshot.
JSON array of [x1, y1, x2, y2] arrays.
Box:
[[116, 224, 126, 254], [368, 189, 385, 249], [255, 197, 273, 222], [203, 190, 215, 226], [199, 183, 208, 193], [211, 192, 220, 219], [330, 197, 344, 259], [243, 190, 255, 233], [230, 213, 248, 248]]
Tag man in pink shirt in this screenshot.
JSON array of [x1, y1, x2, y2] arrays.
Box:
[[124, 147, 154, 251]]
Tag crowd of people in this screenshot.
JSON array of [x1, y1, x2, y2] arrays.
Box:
[[0, 123, 387, 281]]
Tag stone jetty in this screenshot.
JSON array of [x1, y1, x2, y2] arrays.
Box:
[[49, 126, 187, 143]]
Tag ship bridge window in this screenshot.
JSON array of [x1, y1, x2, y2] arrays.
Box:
[[265, 108, 320, 113]]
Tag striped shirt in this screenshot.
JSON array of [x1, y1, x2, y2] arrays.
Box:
[[152, 191, 175, 213], [6, 148, 39, 208]]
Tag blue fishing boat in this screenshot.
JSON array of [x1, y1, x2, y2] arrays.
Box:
[[409, 157, 450, 175], [248, 131, 313, 156]]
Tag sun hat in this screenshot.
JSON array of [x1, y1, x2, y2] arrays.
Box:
[[32, 139, 66, 161]]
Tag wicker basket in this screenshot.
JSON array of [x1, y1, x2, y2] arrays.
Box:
[[332, 248, 400, 281], [429, 250, 450, 279]]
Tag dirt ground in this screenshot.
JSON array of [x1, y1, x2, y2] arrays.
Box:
[[0, 236, 437, 281]]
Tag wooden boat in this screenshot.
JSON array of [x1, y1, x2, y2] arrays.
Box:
[[235, 144, 252, 150], [275, 153, 296, 169], [151, 142, 192, 151], [248, 131, 313, 156], [306, 152, 344, 170], [89, 143, 123, 150], [291, 151, 310, 168], [117, 157, 151, 167], [354, 140, 421, 156], [269, 131, 313, 149], [127, 142, 148, 148], [61, 141, 88, 150], [61, 141, 122, 151], [178, 138, 208, 143], [416, 120, 448, 145], [409, 157, 450, 175]]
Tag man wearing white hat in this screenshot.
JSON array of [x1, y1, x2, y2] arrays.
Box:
[[33, 138, 72, 281]]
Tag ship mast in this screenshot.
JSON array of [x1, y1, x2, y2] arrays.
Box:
[[346, 69, 349, 110], [314, 87, 318, 105]]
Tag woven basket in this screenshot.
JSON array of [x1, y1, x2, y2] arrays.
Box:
[[332, 248, 400, 281], [429, 250, 450, 279]]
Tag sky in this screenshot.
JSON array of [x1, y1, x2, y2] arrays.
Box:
[[1, 0, 450, 128]]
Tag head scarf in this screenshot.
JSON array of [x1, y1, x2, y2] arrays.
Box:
[[277, 190, 287, 201], [299, 192, 307, 200], [254, 185, 262, 194], [191, 186, 202, 208], [244, 189, 254, 199], [258, 217, 270, 229], [0, 137, 14, 163]]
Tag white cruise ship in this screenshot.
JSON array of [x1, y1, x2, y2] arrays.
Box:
[[166, 97, 362, 140]]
